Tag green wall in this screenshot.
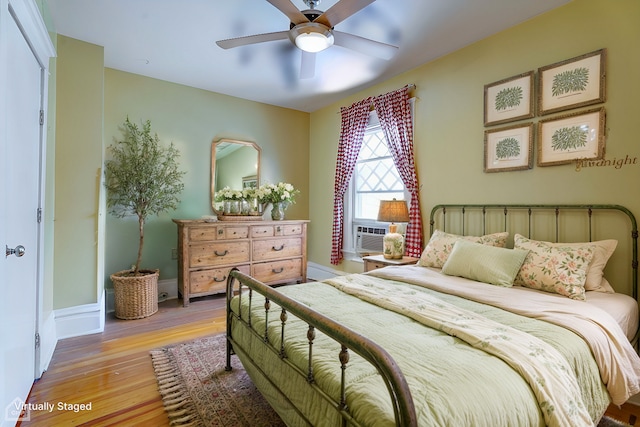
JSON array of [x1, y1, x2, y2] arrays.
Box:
[[54, 36, 104, 308], [103, 69, 310, 286], [51, 0, 639, 309], [308, 0, 640, 275]]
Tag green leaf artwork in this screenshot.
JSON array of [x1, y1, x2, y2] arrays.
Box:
[[494, 86, 523, 110], [551, 67, 589, 96], [551, 126, 588, 151], [495, 137, 521, 159]]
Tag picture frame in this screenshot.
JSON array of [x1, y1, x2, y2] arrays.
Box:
[[538, 49, 606, 115], [484, 122, 534, 173], [242, 175, 257, 189], [484, 71, 534, 126], [537, 107, 605, 167]]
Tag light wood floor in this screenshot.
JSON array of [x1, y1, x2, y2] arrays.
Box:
[[18, 295, 227, 426], [16, 294, 640, 426]]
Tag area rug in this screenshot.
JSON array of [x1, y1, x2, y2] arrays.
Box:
[[150, 334, 285, 427], [151, 334, 632, 426]]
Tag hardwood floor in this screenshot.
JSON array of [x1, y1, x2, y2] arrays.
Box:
[[18, 295, 227, 426], [16, 293, 640, 426]]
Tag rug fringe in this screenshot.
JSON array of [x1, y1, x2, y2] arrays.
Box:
[[150, 349, 204, 427]]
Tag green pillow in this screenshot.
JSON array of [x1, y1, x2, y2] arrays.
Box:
[[442, 240, 529, 287]]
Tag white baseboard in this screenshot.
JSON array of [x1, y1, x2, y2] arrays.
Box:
[[55, 291, 105, 339], [158, 278, 178, 301], [627, 394, 640, 406], [307, 262, 346, 281]]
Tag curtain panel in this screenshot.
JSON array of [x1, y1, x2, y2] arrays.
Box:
[[372, 86, 423, 257], [330, 98, 372, 265], [331, 85, 423, 264]]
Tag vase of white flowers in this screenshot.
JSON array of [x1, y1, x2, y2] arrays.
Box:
[[256, 182, 299, 221], [214, 186, 244, 215]]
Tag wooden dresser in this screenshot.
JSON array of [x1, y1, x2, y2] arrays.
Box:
[[172, 219, 309, 306]]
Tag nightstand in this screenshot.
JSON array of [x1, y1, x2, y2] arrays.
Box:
[[363, 254, 419, 272]]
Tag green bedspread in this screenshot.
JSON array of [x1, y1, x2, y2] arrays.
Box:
[[229, 272, 610, 426]]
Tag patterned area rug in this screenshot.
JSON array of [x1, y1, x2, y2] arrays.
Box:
[[150, 334, 285, 427], [151, 334, 631, 426], [599, 416, 634, 427]]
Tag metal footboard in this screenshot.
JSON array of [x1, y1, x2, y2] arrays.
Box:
[[225, 269, 417, 427]]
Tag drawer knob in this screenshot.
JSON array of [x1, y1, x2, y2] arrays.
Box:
[[272, 244, 285, 251], [214, 275, 227, 282], [214, 250, 228, 256], [272, 267, 284, 274]]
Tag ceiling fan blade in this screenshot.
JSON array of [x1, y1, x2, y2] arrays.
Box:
[[216, 31, 289, 49], [314, 0, 376, 28], [266, 0, 310, 25], [333, 31, 398, 60], [300, 51, 316, 79]]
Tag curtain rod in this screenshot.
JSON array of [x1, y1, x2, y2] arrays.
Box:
[[336, 84, 417, 114]]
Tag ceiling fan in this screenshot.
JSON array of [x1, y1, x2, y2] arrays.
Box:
[[216, 0, 398, 79]]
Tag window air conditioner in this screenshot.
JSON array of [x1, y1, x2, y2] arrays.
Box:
[[355, 226, 386, 255]]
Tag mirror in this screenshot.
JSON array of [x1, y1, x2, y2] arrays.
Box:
[[211, 139, 261, 213]]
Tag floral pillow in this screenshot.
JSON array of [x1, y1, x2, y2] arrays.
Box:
[[418, 229, 509, 268], [513, 234, 595, 300], [535, 238, 617, 293]]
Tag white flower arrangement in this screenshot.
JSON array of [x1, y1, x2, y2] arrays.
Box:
[[257, 182, 299, 205], [214, 186, 243, 202]]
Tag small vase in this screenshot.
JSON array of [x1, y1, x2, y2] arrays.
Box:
[[224, 200, 241, 215], [271, 201, 287, 221], [241, 198, 251, 215], [248, 197, 263, 215]]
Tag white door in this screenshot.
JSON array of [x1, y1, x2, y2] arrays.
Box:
[[0, 1, 47, 424]]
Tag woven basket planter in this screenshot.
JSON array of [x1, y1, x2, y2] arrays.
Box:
[[111, 269, 159, 320]]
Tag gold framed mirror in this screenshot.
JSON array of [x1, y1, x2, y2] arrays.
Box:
[[211, 139, 261, 214]]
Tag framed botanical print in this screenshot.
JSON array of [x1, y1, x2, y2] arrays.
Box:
[[484, 71, 534, 126], [537, 107, 605, 166], [484, 123, 534, 172], [538, 49, 606, 115]]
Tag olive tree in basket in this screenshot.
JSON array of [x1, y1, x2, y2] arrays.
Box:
[[105, 117, 185, 319]]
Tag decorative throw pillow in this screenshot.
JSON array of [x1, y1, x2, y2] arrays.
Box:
[[442, 240, 529, 287], [539, 239, 617, 293], [513, 234, 595, 300], [418, 229, 509, 269]]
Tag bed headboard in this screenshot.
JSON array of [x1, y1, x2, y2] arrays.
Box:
[[429, 204, 638, 300]]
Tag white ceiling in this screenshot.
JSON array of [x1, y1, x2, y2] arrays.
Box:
[[45, 0, 571, 112]]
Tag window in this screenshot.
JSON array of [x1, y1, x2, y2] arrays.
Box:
[[343, 112, 407, 257]]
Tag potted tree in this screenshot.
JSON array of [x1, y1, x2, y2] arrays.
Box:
[[105, 117, 185, 319]]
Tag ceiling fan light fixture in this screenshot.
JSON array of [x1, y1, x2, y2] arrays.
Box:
[[290, 22, 334, 53]]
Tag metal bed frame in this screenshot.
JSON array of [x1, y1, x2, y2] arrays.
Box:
[[225, 204, 639, 426]]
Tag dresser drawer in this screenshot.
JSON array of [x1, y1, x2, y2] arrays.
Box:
[[252, 237, 302, 262], [189, 227, 220, 242], [219, 226, 249, 240], [252, 258, 302, 284], [189, 265, 250, 294], [251, 225, 274, 238], [281, 224, 303, 236], [190, 241, 250, 267], [189, 225, 249, 241]]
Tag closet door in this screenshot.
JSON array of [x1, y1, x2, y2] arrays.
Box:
[[0, 1, 53, 423]]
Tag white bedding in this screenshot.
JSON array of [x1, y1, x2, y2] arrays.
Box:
[[369, 264, 640, 405], [586, 290, 639, 341]]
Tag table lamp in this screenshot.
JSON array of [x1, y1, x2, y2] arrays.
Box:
[[377, 199, 410, 259]]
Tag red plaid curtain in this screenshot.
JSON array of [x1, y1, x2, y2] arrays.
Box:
[[372, 86, 423, 257], [330, 97, 372, 265]]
